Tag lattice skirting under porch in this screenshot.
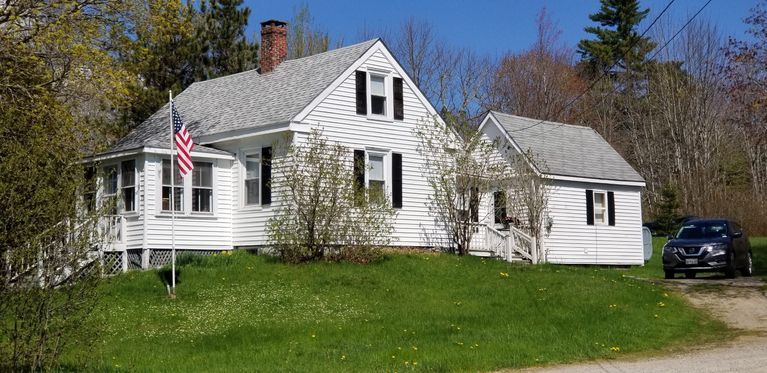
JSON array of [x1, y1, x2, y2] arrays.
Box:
[[149, 249, 219, 268], [101, 251, 124, 276], [127, 249, 142, 270]]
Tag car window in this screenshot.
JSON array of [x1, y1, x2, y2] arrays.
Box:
[[676, 222, 729, 239]]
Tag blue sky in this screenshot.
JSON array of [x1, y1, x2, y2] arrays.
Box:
[[243, 0, 756, 58]]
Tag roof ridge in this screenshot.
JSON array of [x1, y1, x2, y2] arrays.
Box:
[[490, 111, 592, 131], [188, 39, 380, 88], [281, 38, 379, 65]]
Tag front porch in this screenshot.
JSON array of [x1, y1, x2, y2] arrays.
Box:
[[98, 215, 221, 275]]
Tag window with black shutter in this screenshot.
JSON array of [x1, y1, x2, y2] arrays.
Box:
[[607, 191, 615, 226], [355, 70, 367, 115], [470, 187, 479, 223], [392, 153, 402, 208], [261, 147, 272, 205], [353, 150, 365, 206], [393, 77, 404, 120], [494, 190, 506, 224]]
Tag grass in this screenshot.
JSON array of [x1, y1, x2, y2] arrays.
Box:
[[64, 251, 728, 372], [626, 236, 767, 280]]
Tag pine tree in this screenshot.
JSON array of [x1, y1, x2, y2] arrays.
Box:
[[655, 183, 681, 235], [577, 0, 655, 76], [196, 0, 259, 80]]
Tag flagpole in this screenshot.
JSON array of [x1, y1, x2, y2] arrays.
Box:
[[169, 90, 176, 296]]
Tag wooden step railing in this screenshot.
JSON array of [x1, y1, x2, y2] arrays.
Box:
[[468, 223, 535, 263]]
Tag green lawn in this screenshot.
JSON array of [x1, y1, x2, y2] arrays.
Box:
[[627, 236, 767, 279], [66, 251, 727, 372]]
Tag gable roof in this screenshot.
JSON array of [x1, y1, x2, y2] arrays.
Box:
[[108, 39, 379, 154], [487, 111, 644, 183]]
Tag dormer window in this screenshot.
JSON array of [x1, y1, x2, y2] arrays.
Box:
[[370, 75, 386, 116]]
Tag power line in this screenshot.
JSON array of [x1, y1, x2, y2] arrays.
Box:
[[646, 0, 713, 62], [508, 0, 677, 133], [532, 0, 713, 138]]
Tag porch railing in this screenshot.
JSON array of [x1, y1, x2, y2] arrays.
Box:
[[468, 223, 535, 263], [99, 215, 125, 249]]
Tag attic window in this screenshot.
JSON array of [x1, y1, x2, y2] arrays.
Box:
[[370, 75, 386, 116], [355, 70, 404, 120]]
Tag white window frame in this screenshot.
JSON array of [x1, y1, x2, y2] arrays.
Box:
[[191, 161, 214, 214], [243, 152, 261, 207], [120, 160, 137, 213], [593, 191, 607, 225], [159, 157, 218, 215], [102, 164, 118, 215], [365, 149, 390, 202], [161, 159, 185, 213], [366, 69, 393, 121]]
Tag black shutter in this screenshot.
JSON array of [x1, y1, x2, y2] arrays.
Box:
[[494, 191, 507, 224], [607, 191, 615, 226], [355, 70, 367, 115], [261, 147, 272, 205], [586, 190, 594, 226], [353, 150, 365, 205], [470, 187, 479, 223], [393, 77, 404, 120], [392, 153, 402, 208]]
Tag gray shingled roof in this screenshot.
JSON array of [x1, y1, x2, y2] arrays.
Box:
[[109, 39, 379, 154], [489, 111, 644, 183]]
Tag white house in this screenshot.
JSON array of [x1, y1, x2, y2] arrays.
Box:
[[88, 20, 451, 272], [476, 111, 646, 265]]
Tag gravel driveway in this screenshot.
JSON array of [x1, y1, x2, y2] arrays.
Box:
[[523, 275, 767, 373]]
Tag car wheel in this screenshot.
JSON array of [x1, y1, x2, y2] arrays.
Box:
[[685, 271, 696, 279], [741, 252, 754, 277], [664, 270, 674, 279], [725, 251, 736, 279]]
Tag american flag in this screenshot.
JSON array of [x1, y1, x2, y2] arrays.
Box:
[[171, 101, 195, 176]]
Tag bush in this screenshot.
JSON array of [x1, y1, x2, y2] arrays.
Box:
[[267, 130, 395, 263]]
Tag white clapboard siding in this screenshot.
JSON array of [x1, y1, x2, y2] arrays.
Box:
[[214, 132, 288, 247], [480, 118, 645, 265], [141, 153, 234, 250], [123, 155, 145, 250], [543, 180, 644, 265], [300, 48, 449, 247]]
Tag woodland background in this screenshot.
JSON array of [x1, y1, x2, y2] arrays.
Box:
[[2, 0, 766, 233]]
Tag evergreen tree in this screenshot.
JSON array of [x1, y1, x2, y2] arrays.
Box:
[[655, 183, 681, 236], [118, 0, 259, 131], [577, 0, 655, 76], [196, 0, 259, 80]]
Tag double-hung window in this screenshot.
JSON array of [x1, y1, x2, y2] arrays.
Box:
[[370, 75, 387, 116], [121, 160, 136, 212], [587, 190, 615, 226], [103, 165, 118, 214], [353, 150, 402, 208], [593, 191, 607, 225], [368, 155, 385, 202], [355, 70, 404, 120], [161, 159, 184, 212], [245, 154, 260, 205], [192, 162, 213, 212]]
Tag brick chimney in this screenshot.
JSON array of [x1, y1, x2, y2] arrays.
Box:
[[260, 20, 288, 74]]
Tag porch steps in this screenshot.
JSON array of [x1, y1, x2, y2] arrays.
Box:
[[468, 248, 531, 263]]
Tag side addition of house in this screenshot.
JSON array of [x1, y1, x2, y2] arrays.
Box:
[[87, 20, 449, 272], [476, 111, 647, 265]]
